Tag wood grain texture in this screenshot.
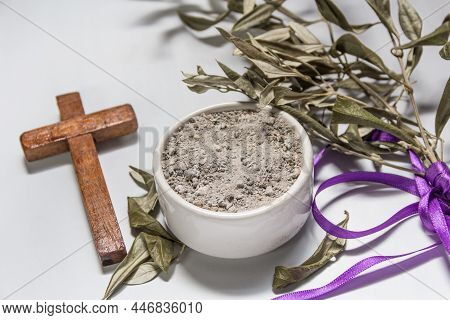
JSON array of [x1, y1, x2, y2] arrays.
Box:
[[69, 134, 126, 266], [20, 92, 136, 266], [20, 104, 137, 161], [57, 92, 85, 120]]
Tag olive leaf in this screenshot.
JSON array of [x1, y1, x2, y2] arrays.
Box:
[[250, 58, 306, 79], [440, 41, 450, 60], [127, 167, 176, 241], [259, 80, 278, 108], [366, 0, 399, 37], [178, 10, 230, 31], [227, 0, 244, 13], [350, 61, 388, 80], [435, 77, 450, 138], [129, 166, 154, 190], [217, 28, 276, 63], [182, 71, 240, 94], [331, 96, 415, 144], [255, 27, 291, 42], [332, 34, 398, 79], [128, 166, 158, 214], [405, 46, 423, 78], [289, 22, 320, 44], [243, 0, 256, 15], [103, 233, 150, 300], [128, 197, 175, 241], [335, 78, 396, 95], [316, 0, 376, 33], [104, 167, 184, 299], [273, 213, 349, 290], [276, 104, 338, 142], [340, 124, 387, 154], [124, 261, 160, 286], [217, 61, 257, 98], [142, 233, 173, 272], [273, 87, 331, 106], [397, 0, 422, 40], [232, 3, 276, 32], [398, 21, 450, 49], [128, 167, 176, 269], [103, 233, 174, 299]]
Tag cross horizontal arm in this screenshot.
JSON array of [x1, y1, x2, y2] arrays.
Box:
[[20, 104, 137, 161]]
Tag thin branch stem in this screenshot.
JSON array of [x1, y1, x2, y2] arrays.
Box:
[[391, 36, 438, 163], [331, 144, 424, 176], [347, 73, 399, 116]]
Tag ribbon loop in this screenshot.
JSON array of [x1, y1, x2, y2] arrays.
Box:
[[425, 161, 450, 201]]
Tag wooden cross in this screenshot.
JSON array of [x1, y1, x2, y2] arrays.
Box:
[[20, 92, 138, 266]]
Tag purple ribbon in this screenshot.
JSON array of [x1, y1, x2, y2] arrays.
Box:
[[366, 129, 400, 143], [274, 149, 450, 300]]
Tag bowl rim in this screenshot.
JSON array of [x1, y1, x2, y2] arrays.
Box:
[[153, 101, 313, 220]]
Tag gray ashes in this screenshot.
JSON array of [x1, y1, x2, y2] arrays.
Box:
[[161, 109, 303, 213]]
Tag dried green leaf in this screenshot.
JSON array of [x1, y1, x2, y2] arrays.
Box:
[[289, 22, 320, 44], [335, 78, 396, 95], [435, 77, 450, 138], [186, 85, 210, 94], [405, 46, 423, 78], [142, 233, 173, 272], [273, 87, 331, 106], [276, 105, 338, 142], [250, 59, 302, 79], [183, 73, 237, 87], [332, 34, 399, 79], [398, 0, 422, 40], [244, 67, 268, 88], [255, 40, 311, 58], [366, 0, 399, 36], [297, 44, 326, 54], [440, 41, 450, 60], [332, 96, 415, 143], [197, 65, 206, 75], [272, 213, 349, 290], [232, 4, 276, 32], [124, 261, 160, 285], [227, 0, 243, 13], [128, 197, 175, 241], [128, 167, 158, 213], [398, 21, 450, 49], [103, 233, 150, 299], [316, 0, 376, 33], [340, 124, 386, 154], [350, 61, 389, 80], [129, 166, 154, 191], [103, 233, 174, 299], [243, 0, 256, 15], [217, 61, 257, 98], [178, 10, 230, 31], [259, 80, 277, 108], [217, 28, 276, 63], [255, 27, 291, 42], [127, 167, 177, 242]]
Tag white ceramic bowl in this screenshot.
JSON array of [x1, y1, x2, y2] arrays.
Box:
[[153, 102, 313, 259]]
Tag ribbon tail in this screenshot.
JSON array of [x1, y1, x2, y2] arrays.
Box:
[[428, 198, 450, 253], [272, 242, 440, 300], [313, 147, 328, 167]]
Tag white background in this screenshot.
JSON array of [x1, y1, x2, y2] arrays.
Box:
[[0, 0, 449, 300]]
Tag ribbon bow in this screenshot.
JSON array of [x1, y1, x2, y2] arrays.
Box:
[[274, 149, 449, 300], [412, 152, 450, 252]]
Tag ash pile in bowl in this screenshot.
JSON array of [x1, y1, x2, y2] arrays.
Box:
[[161, 109, 303, 213]]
